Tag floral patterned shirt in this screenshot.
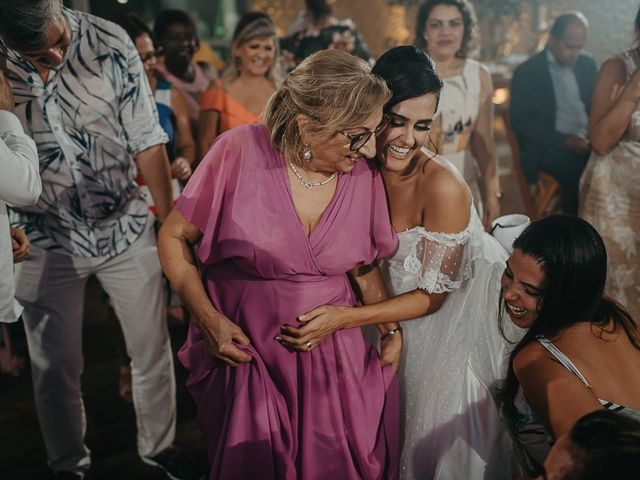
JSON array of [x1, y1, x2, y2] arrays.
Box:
[[4, 8, 167, 258]]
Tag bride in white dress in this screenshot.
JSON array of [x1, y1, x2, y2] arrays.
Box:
[[371, 46, 520, 479], [277, 46, 521, 479]]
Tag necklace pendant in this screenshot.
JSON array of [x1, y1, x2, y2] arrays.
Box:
[[288, 161, 337, 189]]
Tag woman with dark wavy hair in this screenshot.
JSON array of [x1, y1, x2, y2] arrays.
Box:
[[499, 214, 640, 476], [415, 0, 501, 229]]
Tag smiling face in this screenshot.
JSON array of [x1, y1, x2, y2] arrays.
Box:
[[234, 36, 276, 77], [376, 93, 438, 173], [309, 108, 384, 174], [423, 4, 465, 60], [501, 248, 546, 329]]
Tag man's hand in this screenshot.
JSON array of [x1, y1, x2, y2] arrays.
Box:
[[564, 134, 591, 155], [0, 70, 14, 111], [11, 227, 29, 263]]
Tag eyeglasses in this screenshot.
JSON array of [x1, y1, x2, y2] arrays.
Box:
[[338, 116, 390, 151], [139, 51, 159, 63]]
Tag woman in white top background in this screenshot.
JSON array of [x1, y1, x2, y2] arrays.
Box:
[[415, 0, 501, 228]]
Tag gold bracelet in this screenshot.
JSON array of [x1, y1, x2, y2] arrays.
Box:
[[380, 326, 402, 340]]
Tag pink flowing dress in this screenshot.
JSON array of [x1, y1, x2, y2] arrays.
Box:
[[175, 123, 400, 480]]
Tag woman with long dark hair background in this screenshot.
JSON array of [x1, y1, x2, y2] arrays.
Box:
[[499, 214, 640, 476]]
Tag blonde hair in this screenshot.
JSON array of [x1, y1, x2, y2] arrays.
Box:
[[222, 18, 283, 87], [264, 49, 390, 167]]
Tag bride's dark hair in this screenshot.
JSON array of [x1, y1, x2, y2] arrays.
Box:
[[372, 45, 443, 111], [372, 45, 444, 159]]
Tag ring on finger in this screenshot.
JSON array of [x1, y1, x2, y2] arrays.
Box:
[[305, 340, 313, 350]]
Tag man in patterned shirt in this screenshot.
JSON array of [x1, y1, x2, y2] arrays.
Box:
[[0, 2, 202, 479]]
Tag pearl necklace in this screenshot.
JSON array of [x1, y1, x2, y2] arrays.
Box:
[[288, 161, 337, 189]]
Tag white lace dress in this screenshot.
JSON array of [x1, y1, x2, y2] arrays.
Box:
[[379, 203, 521, 479], [580, 48, 640, 320]]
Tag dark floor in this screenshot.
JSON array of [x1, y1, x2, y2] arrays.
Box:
[[0, 276, 205, 480]]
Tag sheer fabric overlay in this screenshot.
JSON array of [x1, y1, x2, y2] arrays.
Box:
[[379, 197, 523, 479], [403, 224, 472, 294]]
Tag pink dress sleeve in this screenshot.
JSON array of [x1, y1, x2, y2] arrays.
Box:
[[174, 127, 244, 265]]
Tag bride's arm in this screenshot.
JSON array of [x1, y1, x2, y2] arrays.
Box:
[[278, 167, 471, 347]]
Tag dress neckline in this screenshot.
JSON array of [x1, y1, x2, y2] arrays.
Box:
[[217, 80, 268, 118], [396, 204, 475, 237], [277, 153, 345, 240]]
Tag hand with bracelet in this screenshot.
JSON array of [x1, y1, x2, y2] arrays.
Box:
[[378, 325, 403, 370], [277, 262, 410, 370], [276, 255, 447, 372], [276, 305, 350, 354], [277, 304, 404, 370]]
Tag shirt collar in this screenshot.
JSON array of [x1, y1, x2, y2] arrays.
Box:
[[546, 47, 574, 70]]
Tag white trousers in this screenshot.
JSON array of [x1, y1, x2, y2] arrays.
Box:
[[15, 221, 176, 474]]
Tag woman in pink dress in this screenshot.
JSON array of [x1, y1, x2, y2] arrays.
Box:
[[158, 50, 401, 479]]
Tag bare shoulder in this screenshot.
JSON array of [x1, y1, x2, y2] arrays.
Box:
[[421, 153, 471, 204], [598, 56, 627, 84], [476, 62, 494, 97], [419, 152, 472, 232], [513, 341, 549, 378]]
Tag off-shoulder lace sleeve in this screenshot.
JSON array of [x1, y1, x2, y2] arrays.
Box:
[[403, 226, 473, 293]]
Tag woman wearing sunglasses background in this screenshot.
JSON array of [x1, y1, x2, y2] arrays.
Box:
[[278, 46, 522, 479]]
